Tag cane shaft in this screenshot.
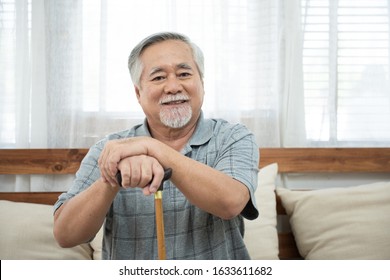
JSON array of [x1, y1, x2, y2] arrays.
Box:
[[154, 192, 166, 260]]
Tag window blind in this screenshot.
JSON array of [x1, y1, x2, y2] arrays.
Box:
[[302, 0, 390, 143]]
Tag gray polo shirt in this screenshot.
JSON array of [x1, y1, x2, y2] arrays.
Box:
[[54, 113, 259, 259]]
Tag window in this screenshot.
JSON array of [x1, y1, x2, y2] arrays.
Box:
[[1, 0, 277, 148], [2, 0, 389, 148], [302, 0, 390, 144], [0, 0, 31, 145]]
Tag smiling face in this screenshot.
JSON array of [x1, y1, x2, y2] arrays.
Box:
[[135, 39, 204, 131]]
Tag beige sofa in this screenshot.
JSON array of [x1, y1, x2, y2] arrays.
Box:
[[1, 148, 390, 260], [0, 199, 103, 260]]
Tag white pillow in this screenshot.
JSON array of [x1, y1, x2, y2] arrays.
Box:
[[0, 200, 94, 260], [244, 163, 279, 259], [276, 182, 390, 259], [90, 224, 103, 260]]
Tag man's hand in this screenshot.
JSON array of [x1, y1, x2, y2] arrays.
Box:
[[98, 135, 252, 219], [98, 137, 152, 186], [117, 155, 164, 195]]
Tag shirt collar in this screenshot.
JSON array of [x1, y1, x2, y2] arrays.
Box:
[[134, 119, 152, 137], [187, 111, 213, 147]]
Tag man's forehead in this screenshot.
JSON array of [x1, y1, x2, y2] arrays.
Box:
[[139, 40, 199, 78]]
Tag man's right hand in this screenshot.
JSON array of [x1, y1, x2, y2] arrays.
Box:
[[116, 155, 165, 196]]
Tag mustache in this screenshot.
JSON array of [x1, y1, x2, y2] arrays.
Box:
[[159, 94, 190, 105]]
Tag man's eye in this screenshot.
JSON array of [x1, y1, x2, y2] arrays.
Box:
[[179, 72, 191, 78], [152, 76, 165, 81]]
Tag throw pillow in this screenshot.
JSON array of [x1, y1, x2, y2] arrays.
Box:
[[244, 163, 279, 259], [276, 182, 390, 259], [0, 200, 94, 260]]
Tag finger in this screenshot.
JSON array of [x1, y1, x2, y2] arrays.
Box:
[[98, 150, 107, 182], [148, 162, 164, 193], [99, 142, 114, 183], [107, 152, 120, 178], [129, 164, 142, 187], [142, 184, 153, 196], [105, 161, 118, 186], [118, 158, 145, 188], [100, 160, 112, 184], [117, 158, 132, 187], [105, 148, 122, 186], [137, 160, 154, 188]]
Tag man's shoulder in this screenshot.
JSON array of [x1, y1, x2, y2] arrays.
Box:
[[207, 117, 251, 135], [197, 117, 255, 150]]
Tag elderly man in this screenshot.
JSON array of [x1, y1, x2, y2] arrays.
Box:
[[53, 32, 259, 259]]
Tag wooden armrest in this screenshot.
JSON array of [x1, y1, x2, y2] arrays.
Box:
[[0, 192, 62, 205]]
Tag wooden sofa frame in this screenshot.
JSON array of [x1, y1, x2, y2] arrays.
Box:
[[1, 148, 390, 259]]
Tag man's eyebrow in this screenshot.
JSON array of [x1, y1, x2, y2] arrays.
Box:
[[177, 63, 193, 70], [149, 67, 164, 77]]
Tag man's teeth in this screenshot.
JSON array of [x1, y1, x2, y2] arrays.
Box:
[[164, 100, 186, 105]]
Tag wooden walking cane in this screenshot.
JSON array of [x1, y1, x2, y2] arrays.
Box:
[[116, 168, 172, 260], [155, 168, 172, 260]]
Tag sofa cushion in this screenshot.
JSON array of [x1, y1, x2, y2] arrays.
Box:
[[90, 224, 103, 259], [0, 200, 97, 260], [276, 182, 390, 259], [244, 163, 279, 259]]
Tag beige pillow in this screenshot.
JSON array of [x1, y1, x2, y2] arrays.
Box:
[[90, 224, 103, 260], [244, 163, 279, 259], [0, 200, 94, 260], [276, 182, 390, 259]]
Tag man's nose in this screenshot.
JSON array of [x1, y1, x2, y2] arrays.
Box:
[[164, 75, 183, 94]]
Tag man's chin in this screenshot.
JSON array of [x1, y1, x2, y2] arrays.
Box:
[[161, 116, 192, 129], [160, 107, 192, 129]]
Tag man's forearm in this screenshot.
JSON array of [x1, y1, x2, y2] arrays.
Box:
[[53, 178, 119, 248], [98, 136, 251, 219], [149, 140, 250, 219]]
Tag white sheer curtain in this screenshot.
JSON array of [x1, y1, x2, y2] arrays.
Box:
[[1, 0, 289, 148], [279, 0, 306, 147], [1, 0, 296, 191], [3, 1, 389, 192]]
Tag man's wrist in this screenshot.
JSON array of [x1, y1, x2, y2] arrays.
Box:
[[99, 177, 121, 192]]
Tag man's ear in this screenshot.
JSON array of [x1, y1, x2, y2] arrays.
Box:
[[135, 85, 141, 102]]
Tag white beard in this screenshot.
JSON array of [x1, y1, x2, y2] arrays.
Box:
[[160, 104, 192, 128], [159, 94, 192, 128]]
